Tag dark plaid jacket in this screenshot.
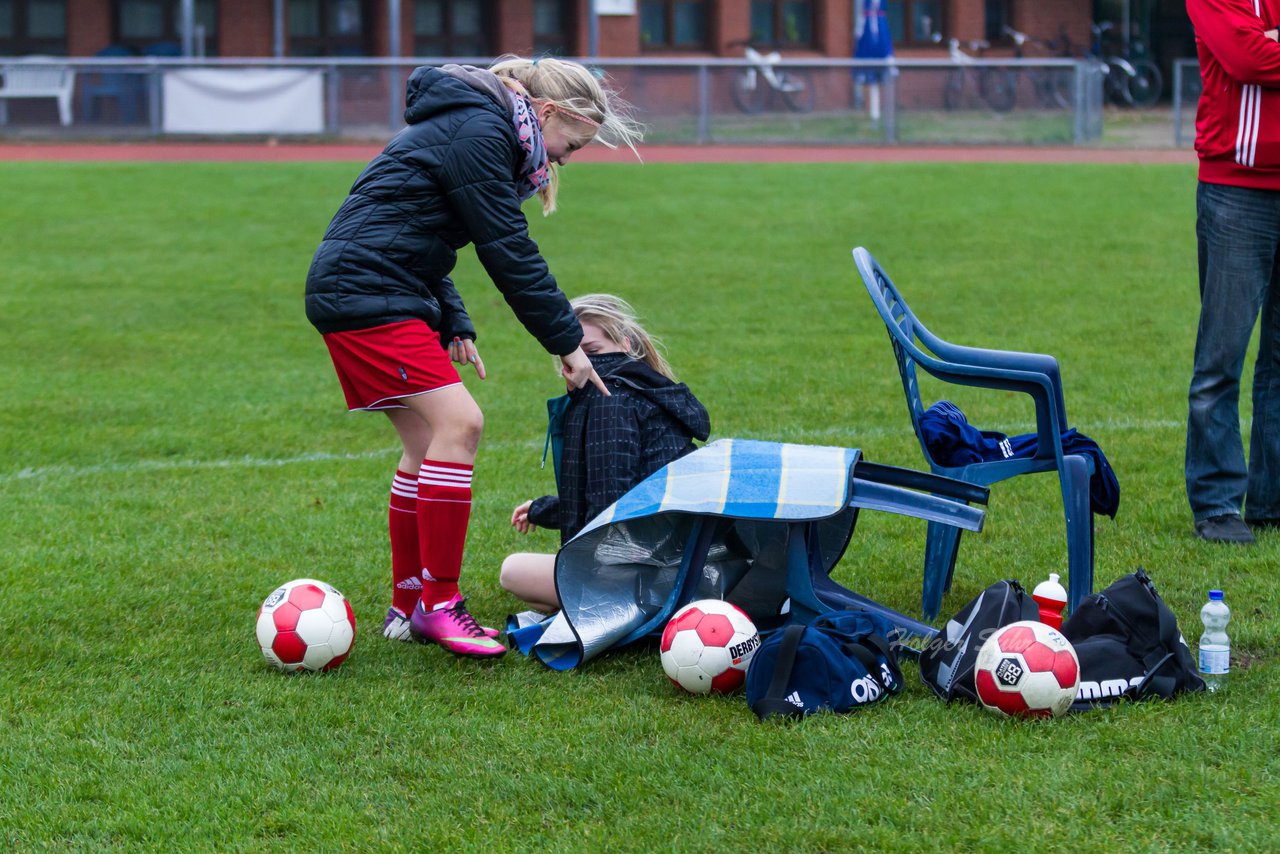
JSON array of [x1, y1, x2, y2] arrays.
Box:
[[529, 352, 711, 543]]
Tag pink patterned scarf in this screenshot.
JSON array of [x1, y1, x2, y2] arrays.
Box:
[[507, 91, 550, 202]]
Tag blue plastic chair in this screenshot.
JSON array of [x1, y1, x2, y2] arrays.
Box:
[[80, 45, 144, 124], [852, 246, 1094, 620]]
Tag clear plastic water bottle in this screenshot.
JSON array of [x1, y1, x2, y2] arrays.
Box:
[[1198, 590, 1230, 693]]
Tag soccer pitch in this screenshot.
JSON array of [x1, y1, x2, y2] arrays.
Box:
[[1, 160, 1277, 850]]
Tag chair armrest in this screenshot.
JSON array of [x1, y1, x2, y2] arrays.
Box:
[[853, 460, 991, 505], [915, 326, 1068, 431], [915, 358, 1067, 467], [846, 478, 986, 532]]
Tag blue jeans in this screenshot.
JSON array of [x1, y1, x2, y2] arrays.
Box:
[[1187, 181, 1280, 522]]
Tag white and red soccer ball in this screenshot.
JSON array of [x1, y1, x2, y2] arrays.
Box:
[[660, 599, 761, 695], [255, 578, 356, 673], [974, 620, 1080, 718]]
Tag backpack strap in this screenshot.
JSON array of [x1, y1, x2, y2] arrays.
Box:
[[752, 624, 808, 721], [1131, 651, 1178, 699], [843, 634, 904, 696], [1132, 573, 1185, 699]]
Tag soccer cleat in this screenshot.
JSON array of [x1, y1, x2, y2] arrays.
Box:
[[385, 606, 499, 642], [409, 595, 506, 658], [383, 607, 414, 641]]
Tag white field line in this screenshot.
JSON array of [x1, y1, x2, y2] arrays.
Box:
[[0, 417, 1202, 485]]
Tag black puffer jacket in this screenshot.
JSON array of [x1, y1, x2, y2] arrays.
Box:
[[304, 66, 582, 356], [529, 352, 711, 543]]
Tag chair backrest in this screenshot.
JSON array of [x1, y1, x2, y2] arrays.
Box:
[[852, 246, 937, 459], [0, 60, 73, 92], [143, 41, 182, 57]]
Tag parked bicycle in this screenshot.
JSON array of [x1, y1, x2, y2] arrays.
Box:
[[1087, 21, 1163, 107], [730, 41, 815, 114], [1002, 25, 1072, 110], [943, 37, 1016, 112]]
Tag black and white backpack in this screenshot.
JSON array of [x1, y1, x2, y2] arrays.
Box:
[[918, 579, 1037, 703]]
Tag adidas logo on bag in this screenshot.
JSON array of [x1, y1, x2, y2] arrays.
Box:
[[784, 691, 804, 709]]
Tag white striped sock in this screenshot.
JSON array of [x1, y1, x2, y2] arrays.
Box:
[[419, 463, 473, 489], [391, 472, 418, 500]]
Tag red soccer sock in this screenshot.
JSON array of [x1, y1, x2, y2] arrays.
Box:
[[416, 458, 473, 608], [388, 469, 422, 616]]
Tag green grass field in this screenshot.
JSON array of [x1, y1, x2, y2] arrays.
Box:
[[1, 160, 1277, 851]]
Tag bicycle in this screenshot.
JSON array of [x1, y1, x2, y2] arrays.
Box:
[[1118, 23, 1164, 108], [730, 41, 815, 114], [943, 38, 1016, 112], [1003, 25, 1072, 110], [1088, 21, 1163, 107]]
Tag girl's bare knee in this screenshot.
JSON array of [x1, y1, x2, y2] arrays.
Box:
[[499, 555, 521, 593], [458, 409, 484, 455]]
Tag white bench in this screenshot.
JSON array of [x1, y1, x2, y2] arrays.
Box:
[[0, 61, 76, 126]]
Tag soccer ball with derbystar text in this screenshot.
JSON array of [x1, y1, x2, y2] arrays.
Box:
[[974, 620, 1080, 718], [660, 599, 761, 695], [255, 578, 356, 673]]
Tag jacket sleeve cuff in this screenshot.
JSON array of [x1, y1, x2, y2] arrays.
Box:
[[542, 325, 584, 357], [528, 495, 560, 529]]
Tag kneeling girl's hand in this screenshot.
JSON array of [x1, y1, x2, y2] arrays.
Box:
[[511, 500, 535, 534]]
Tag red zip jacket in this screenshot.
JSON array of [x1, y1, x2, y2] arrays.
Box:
[[1189, 0, 1280, 188]]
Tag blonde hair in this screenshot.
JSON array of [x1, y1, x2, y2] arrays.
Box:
[[490, 55, 644, 215], [571, 293, 675, 381]]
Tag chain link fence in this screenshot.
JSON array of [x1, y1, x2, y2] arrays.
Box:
[[0, 55, 1110, 145]]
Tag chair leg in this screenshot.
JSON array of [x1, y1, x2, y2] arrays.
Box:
[[58, 92, 72, 126], [1060, 455, 1095, 614], [122, 94, 140, 125], [922, 519, 963, 621]]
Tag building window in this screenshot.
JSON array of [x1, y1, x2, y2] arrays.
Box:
[[984, 0, 1010, 43], [639, 0, 709, 50], [884, 0, 940, 46], [289, 0, 369, 57], [533, 0, 573, 56], [414, 0, 493, 58], [749, 0, 815, 47], [115, 0, 218, 55], [0, 0, 68, 55]]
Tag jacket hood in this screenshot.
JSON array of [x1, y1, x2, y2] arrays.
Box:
[[586, 353, 711, 441], [403, 65, 511, 126]]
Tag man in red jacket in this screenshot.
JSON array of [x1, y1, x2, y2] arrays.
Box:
[[1185, 0, 1280, 543]]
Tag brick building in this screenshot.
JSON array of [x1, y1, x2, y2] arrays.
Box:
[[6, 1, 1102, 62]]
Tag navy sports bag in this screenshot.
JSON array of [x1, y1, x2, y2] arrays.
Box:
[[745, 610, 903, 721]]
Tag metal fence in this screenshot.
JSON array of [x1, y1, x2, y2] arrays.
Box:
[[1171, 58, 1202, 148], [0, 55, 1111, 146]]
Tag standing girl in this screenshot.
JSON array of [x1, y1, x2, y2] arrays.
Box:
[[501, 294, 710, 612], [304, 57, 642, 658]]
